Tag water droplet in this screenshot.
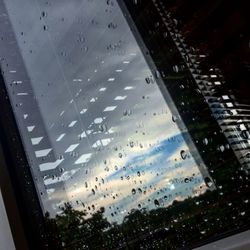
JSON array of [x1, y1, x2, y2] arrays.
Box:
[[173, 65, 179, 73], [99, 124, 107, 132], [203, 138, 209, 145], [154, 199, 160, 207], [145, 77, 151, 84], [219, 145, 225, 152], [180, 150, 187, 160], [241, 130, 250, 140], [205, 177, 213, 188], [41, 11, 47, 17], [172, 115, 177, 122]]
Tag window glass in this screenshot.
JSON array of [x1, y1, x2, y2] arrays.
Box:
[[0, 0, 249, 249]]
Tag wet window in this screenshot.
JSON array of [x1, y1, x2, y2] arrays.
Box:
[[0, 0, 249, 249]]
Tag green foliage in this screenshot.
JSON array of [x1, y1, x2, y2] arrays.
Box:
[[47, 203, 110, 249], [45, 189, 250, 249]]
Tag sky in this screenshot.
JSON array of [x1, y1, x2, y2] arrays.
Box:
[[2, 0, 213, 223]]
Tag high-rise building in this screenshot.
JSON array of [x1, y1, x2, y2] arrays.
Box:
[[121, 0, 250, 173]]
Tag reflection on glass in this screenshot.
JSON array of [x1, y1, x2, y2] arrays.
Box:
[[0, 0, 214, 224]]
